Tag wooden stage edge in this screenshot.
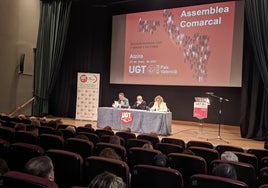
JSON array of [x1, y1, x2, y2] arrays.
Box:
[[57, 117, 265, 150]]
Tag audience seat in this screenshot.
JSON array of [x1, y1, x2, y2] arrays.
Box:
[[46, 149, 83, 188], [156, 142, 184, 155], [168, 153, 207, 187], [78, 132, 99, 145], [233, 151, 258, 170], [131, 164, 183, 188], [76, 126, 94, 134], [186, 140, 214, 149], [99, 135, 125, 146], [0, 139, 10, 160], [188, 146, 220, 168], [39, 134, 64, 150], [259, 185, 268, 188], [14, 131, 38, 145], [210, 159, 256, 188], [38, 126, 54, 135], [94, 129, 114, 137], [127, 147, 161, 171], [115, 131, 136, 142], [2, 171, 59, 188], [161, 137, 186, 150], [190, 174, 249, 188], [258, 167, 268, 186], [94, 142, 126, 161], [0, 127, 15, 142], [215, 145, 244, 155], [247, 149, 268, 170], [84, 156, 129, 186], [126, 138, 151, 150], [8, 142, 44, 171], [65, 138, 94, 159], [59, 129, 76, 140], [137, 134, 160, 148]]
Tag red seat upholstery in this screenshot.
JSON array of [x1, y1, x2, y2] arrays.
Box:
[[215, 145, 244, 155], [94, 142, 126, 161], [2, 171, 59, 188], [233, 151, 258, 170], [186, 140, 213, 149], [126, 138, 151, 150], [14, 131, 38, 145], [115, 131, 136, 142], [65, 137, 94, 159], [161, 137, 185, 150], [137, 134, 160, 148], [39, 134, 64, 150], [156, 142, 183, 155]]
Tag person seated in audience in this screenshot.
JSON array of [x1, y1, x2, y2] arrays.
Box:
[[29, 116, 37, 121], [122, 127, 131, 132], [212, 163, 237, 179], [18, 114, 27, 120], [84, 123, 93, 129], [103, 126, 113, 132], [132, 95, 147, 110], [221, 151, 238, 162], [65, 125, 76, 134], [87, 171, 126, 188], [109, 136, 121, 145], [0, 158, 9, 187], [28, 119, 41, 136], [150, 95, 168, 112], [142, 143, 154, 150], [99, 148, 122, 161], [153, 153, 168, 167], [14, 123, 27, 131], [24, 156, 55, 181]]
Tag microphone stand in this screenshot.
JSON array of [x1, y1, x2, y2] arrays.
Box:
[[207, 93, 229, 144]]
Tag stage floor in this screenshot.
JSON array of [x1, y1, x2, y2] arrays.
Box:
[[58, 117, 265, 150]]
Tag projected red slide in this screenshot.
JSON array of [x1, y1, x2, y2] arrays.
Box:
[[124, 2, 236, 86]]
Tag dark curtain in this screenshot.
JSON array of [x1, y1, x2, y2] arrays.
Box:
[[240, 0, 268, 139], [49, 3, 111, 117], [33, 0, 72, 116]]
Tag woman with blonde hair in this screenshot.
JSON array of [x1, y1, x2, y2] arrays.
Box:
[[150, 95, 168, 112]]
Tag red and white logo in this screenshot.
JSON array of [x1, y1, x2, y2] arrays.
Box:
[[80, 74, 88, 83], [120, 110, 133, 124]]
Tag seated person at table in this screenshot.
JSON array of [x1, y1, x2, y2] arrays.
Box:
[[112, 92, 129, 108], [150, 95, 168, 112], [132, 95, 147, 110]]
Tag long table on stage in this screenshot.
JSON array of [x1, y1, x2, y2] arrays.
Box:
[[97, 107, 172, 135]]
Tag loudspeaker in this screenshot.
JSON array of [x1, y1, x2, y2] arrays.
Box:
[[19, 53, 25, 74]]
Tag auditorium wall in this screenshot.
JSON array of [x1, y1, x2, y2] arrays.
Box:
[[0, 0, 40, 115]]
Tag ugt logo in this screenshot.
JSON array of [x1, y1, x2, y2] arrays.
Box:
[[120, 110, 133, 124]]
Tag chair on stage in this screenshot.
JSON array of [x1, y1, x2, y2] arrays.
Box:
[[161, 137, 186, 150], [78, 132, 99, 145], [131, 164, 183, 188], [127, 147, 161, 171], [46, 149, 83, 188], [210, 159, 256, 188], [233, 151, 258, 170], [2, 171, 59, 188], [186, 140, 214, 149], [83, 156, 129, 186], [188, 146, 220, 169], [39, 134, 64, 150], [126, 138, 151, 150], [94, 142, 126, 161], [65, 138, 94, 159], [156, 142, 184, 155], [137, 134, 160, 148], [8, 142, 44, 171], [168, 153, 207, 187], [190, 174, 249, 188], [215, 145, 244, 155]]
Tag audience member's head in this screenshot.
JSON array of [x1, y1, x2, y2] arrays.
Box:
[[103, 126, 113, 132], [29, 116, 37, 121], [99, 148, 121, 160], [221, 151, 239, 162], [88, 171, 126, 188], [66, 126, 76, 134], [14, 123, 27, 131], [25, 156, 55, 181], [123, 127, 131, 132], [149, 132, 158, 137], [18, 114, 26, 120], [153, 153, 168, 167], [109, 136, 121, 145], [142, 143, 154, 150], [212, 163, 237, 179], [0, 158, 9, 175]]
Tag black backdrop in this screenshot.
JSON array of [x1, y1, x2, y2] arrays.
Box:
[[50, 0, 255, 127]]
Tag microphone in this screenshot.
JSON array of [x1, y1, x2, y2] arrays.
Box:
[[205, 92, 214, 95]]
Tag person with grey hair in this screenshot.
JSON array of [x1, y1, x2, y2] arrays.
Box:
[[221, 151, 239, 162], [24, 156, 55, 181], [88, 171, 126, 188], [212, 163, 237, 179]]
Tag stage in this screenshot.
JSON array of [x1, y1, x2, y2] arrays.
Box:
[[56, 117, 264, 150]]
